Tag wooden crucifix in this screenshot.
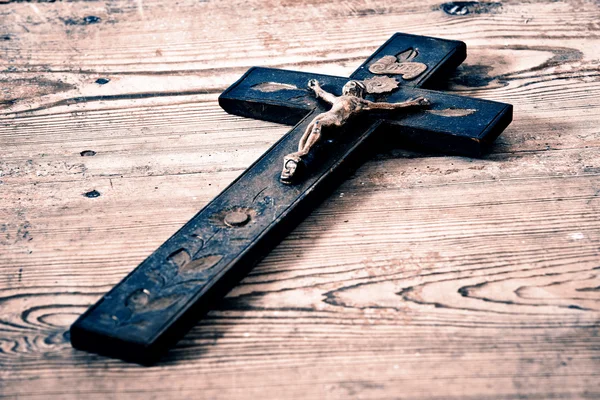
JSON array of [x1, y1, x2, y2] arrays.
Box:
[[70, 33, 513, 364]]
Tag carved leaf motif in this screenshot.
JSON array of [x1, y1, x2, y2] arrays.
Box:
[[251, 82, 299, 93], [427, 108, 477, 117], [179, 254, 223, 275], [393, 63, 428, 80], [146, 268, 166, 286], [368, 56, 396, 74], [167, 248, 191, 268], [396, 48, 419, 62], [368, 58, 427, 80], [166, 247, 223, 277], [137, 293, 183, 312], [125, 289, 183, 314], [125, 288, 150, 311]]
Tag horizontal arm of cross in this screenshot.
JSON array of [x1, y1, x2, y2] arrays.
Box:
[[220, 67, 512, 156]]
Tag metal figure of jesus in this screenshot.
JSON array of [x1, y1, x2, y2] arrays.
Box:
[[280, 79, 431, 183]]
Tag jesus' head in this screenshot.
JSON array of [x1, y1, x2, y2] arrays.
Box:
[[342, 80, 366, 98]]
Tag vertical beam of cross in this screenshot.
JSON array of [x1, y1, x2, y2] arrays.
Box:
[[70, 33, 512, 364]]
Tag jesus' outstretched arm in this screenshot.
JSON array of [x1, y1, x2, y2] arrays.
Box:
[[363, 96, 430, 111], [308, 79, 338, 105]]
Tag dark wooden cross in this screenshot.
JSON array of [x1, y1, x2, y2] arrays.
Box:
[[70, 33, 512, 364]]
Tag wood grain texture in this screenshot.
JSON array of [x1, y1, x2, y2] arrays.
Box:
[[1, 0, 599, 398]]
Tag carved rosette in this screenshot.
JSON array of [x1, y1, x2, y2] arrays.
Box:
[[361, 76, 400, 94]]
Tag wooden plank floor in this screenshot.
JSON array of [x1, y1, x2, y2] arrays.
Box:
[[1, 0, 599, 398]]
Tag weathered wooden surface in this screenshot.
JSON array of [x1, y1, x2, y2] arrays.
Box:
[[0, 0, 599, 398]]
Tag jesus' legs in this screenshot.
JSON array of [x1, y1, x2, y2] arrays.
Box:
[[282, 115, 337, 183], [297, 121, 322, 157]]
